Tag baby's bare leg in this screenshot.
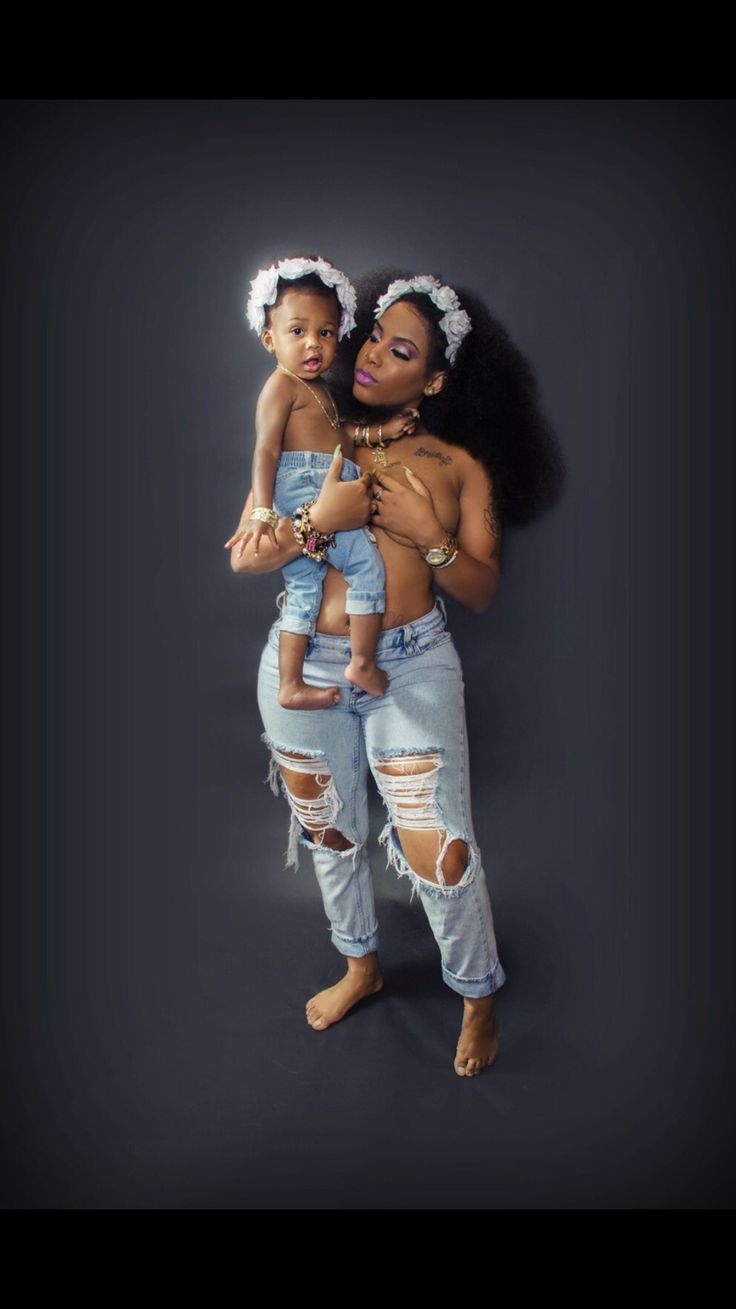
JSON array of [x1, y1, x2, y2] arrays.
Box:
[[278, 631, 340, 710], [344, 614, 389, 697]]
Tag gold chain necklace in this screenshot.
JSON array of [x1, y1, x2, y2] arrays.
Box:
[[277, 365, 341, 430]]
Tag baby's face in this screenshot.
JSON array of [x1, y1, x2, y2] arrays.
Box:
[[262, 288, 340, 379]]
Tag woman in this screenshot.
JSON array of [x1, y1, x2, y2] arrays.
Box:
[[225, 267, 563, 1077]]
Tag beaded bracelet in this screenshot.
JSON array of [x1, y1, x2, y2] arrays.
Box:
[[291, 500, 337, 562]]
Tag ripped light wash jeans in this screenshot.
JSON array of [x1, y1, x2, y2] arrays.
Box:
[[256, 596, 507, 999]]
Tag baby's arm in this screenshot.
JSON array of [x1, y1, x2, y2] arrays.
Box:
[[340, 408, 420, 447], [246, 371, 295, 554]]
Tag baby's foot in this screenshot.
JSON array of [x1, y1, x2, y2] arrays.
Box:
[[344, 659, 389, 697], [278, 681, 340, 710]]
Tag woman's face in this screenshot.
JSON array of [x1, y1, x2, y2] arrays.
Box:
[[352, 300, 446, 410]]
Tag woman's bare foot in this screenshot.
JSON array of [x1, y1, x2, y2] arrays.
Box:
[[343, 659, 389, 697], [278, 680, 340, 710], [305, 954, 384, 1030], [454, 994, 499, 1077]]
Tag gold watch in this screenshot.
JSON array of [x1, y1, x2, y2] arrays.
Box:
[[422, 532, 459, 569]]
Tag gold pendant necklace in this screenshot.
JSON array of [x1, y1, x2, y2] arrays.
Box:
[[277, 365, 341, 431]]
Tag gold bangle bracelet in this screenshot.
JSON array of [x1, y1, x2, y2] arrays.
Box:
[[250, 506, 279, 529]]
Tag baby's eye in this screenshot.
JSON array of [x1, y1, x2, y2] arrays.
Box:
[[320, 329, 334, 337], [291, 327, 304, 335]]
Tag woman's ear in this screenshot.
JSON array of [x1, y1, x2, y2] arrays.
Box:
[[423, 369, 447, 398]]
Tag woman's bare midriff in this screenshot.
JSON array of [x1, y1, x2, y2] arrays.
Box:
[[317, 538, 436, 634]]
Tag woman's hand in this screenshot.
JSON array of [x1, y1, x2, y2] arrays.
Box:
[[309, 447, 373, 534], [370, 465, 444, 551]]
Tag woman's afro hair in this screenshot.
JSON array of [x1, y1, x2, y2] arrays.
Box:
[[330, 266, 566, 529]]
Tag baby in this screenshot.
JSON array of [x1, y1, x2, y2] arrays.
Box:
[[234, 254, 415, 711]]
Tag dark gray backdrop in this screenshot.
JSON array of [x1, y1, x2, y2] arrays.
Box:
[[3, 99, 734, 1208]]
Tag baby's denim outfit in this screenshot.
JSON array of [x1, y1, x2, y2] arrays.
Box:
[[273, 451, 385, 637]]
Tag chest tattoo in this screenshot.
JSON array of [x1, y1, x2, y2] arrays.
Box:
[[414, 446, 453, 466]]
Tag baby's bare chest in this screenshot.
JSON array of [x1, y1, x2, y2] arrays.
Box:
[[282, 399, 344, 455]]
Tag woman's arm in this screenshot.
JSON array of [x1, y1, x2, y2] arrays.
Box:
[[371, 457, 501, 614], [226, 448, 375, 575], [426, 459, 501, 614]]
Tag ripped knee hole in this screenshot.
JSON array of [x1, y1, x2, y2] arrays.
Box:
[[373, 751, 472, 889], [265, 744, 346, 848]]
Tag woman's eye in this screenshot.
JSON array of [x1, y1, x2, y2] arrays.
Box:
[[367, 331, 407, 361]]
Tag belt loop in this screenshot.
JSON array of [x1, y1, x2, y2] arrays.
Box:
[[400, 621, 419, 655]]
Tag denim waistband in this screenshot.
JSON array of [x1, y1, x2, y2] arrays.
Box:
[[277, 450, 360, 472], [268, 593, 449, 662]]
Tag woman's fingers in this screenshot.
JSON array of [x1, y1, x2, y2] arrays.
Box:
[[402, 466, 431, 498], [322, 444, 344, 483], [371, 471, 395, 493]]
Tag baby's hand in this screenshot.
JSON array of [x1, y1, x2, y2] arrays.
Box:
[[382, 408, 420, 442], [243, 514, 280, 555]]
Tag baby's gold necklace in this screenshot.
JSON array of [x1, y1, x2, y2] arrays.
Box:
[[277, 365, 341, 431]]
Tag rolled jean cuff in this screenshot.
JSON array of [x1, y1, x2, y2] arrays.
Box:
[[441, 959, 507, 999], [330, 925, 381, 957], [279, 614, 315, 637], [345, 590, 385, 616]]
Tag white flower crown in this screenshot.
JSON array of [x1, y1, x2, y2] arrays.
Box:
[[374, 275, 472, 366], [246, 256, 357, 341]]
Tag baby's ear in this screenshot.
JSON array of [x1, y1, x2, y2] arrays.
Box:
[[261, 329, 275, 354]]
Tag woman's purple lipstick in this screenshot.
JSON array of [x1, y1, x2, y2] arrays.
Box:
[[355, 368, 377, 385]]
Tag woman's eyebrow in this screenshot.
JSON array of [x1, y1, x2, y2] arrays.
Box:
[[373, 321, 419, 350]]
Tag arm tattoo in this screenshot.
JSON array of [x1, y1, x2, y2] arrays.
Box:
[[484, 500, 500, 559], [414, 446, 453, 466]]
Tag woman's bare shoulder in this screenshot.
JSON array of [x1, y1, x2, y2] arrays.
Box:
[[405, 431, 461, 467]]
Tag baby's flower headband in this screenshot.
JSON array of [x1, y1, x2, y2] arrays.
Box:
[[246, 256, 357, 341], [374, 275, 472, 366]]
